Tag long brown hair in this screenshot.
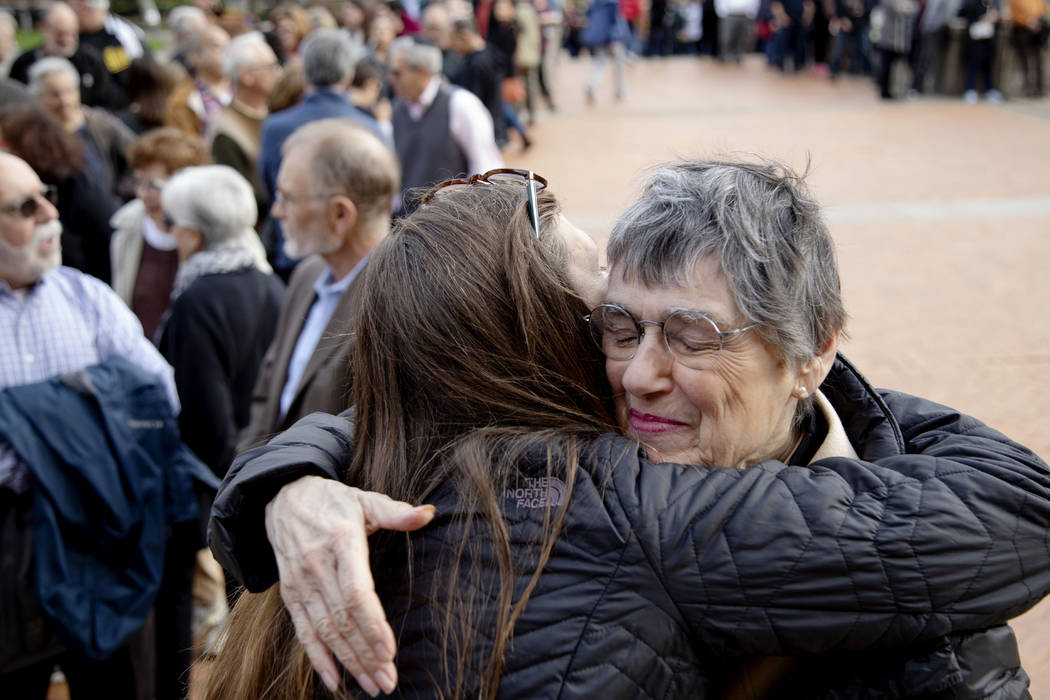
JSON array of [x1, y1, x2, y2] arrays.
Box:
[[0, 104, 85, 183], [205, 183, 614, 699]]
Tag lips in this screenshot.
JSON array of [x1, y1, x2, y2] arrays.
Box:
[[628, 409, 687, 434]]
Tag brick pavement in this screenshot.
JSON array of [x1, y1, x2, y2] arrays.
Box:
[[505, 54, 1050, 697]]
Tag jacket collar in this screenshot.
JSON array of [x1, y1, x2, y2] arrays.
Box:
[[818, 353, 906, 461]]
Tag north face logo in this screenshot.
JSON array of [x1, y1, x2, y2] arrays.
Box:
[[506, 476, 566, 509]]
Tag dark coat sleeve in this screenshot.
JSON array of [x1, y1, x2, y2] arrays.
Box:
[[57, 172, 118, 284], [210, 410, 354, 590], [73, 44, 128, 111], [613, 393, 1050, 655], [160, 288, 242, 480], [209, 396, 1050, 651]]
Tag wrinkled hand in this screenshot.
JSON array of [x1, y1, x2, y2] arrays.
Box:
[[265, 476, 435, 696]]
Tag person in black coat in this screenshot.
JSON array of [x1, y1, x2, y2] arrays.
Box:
[[450, 18, 509, 147], [206, 163, 1050, 699], [8, 2, 126, 110], [157, 165, 284, 480], [155, 164, 283, 700]]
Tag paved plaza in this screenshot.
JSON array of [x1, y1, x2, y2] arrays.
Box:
[[505, 54, 1050, 697]]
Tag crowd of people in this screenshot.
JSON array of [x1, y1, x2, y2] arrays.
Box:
[[0, 0, 1049, 699]]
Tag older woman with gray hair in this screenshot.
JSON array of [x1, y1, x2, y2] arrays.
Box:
[[158, 164, 283, 478], [208, 159, 1048, 698]]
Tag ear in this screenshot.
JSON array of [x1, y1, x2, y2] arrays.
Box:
[[327, 194, 359, 238], [791, 331, 840, 399]]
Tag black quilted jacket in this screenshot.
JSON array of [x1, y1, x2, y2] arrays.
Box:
[[211, 356, 1050, 698]]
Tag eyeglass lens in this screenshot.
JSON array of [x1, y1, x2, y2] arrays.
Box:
[[5, 187, 58, 218], [589, 306, 725, 367]]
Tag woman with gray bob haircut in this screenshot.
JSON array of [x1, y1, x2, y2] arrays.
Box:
[[608, 159, 846, 370], [162, 164, 262, 256], [209, 158, 1046, 698], [158, 164, 283, 476]]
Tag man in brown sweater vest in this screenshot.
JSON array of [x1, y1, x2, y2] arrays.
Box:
[[206, 32, 279, 223]]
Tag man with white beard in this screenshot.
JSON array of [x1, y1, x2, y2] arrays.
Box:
[[0, 152, 176, 698], [237, 119, 399, 451]]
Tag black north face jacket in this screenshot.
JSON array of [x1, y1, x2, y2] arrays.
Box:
[[211, 356, 1050, 698]]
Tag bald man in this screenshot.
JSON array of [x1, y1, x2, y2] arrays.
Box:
[[0, 152, 179, 699], [8, 1, 125, 109]]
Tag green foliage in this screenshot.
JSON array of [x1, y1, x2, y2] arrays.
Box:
[[15, 30, 42, 51]]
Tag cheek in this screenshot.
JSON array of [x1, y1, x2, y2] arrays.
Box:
[[606, 360, 631, 428], [605, 358, 626, 393]]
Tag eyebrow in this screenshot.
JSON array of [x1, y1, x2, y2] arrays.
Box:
[[602, 300, 730, 324]]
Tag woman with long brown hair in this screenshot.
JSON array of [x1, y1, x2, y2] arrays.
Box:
[[207, 171, 1050, 699], [207, 177, 615, 698]]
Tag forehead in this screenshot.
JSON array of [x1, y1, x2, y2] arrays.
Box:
[[276, 149, 311, 189], [134, 162, 171, 178], [42, 70, 77, 88], [203, 28, 229, 47], [423, 8, 448, 27], [47, 11, 77, 30], [606, 256, 740, 323], [0, 158, 41, 201]]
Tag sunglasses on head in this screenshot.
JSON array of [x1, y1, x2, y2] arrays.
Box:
[[422, 169, 548, 239], [0, 185, 58, 219]]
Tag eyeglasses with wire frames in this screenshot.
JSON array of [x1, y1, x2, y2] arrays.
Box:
[[0, 185, 58, 219], [421, 169, 548, 239], [133, 176, 168, 194], [585, 303, 758, 369]]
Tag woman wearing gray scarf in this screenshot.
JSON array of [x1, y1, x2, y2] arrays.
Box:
[[159, 164, 284, 479]]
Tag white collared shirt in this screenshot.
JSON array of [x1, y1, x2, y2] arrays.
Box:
[[278, 255, 370, 419], [405, 76, 503, 176]]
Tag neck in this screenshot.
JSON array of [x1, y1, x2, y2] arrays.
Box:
[[199, 72, 228, 93], [313, 79, 349, 94], [233, 89, 268, 114], [778, 427, 805, 463], [322, 220, 387, 281]]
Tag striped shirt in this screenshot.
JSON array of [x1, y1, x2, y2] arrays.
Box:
[[0, 266, 178, 492]]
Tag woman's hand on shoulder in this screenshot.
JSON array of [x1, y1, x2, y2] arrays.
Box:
[[265, 476, 436, 695]]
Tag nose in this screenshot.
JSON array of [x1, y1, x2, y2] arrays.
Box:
[[37, 192, 59, 223], [271, 197, 284, 221], [619, 328, 675, 400]]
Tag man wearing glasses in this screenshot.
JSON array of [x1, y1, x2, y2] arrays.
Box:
[[237, 119, 400, 453], [387, 36, 503, 214], [0, 152, 179, 697]]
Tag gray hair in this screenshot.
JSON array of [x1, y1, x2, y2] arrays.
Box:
[[607, 158, 847, 368], [301, 28, 358, 87], [389, 36, 442, 75], [223, 31, 271, 85], [27, 56, 79, 93], [161, 165, 258, 249], [168, 5, 206, 42], [282, 118, 399, 223]]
